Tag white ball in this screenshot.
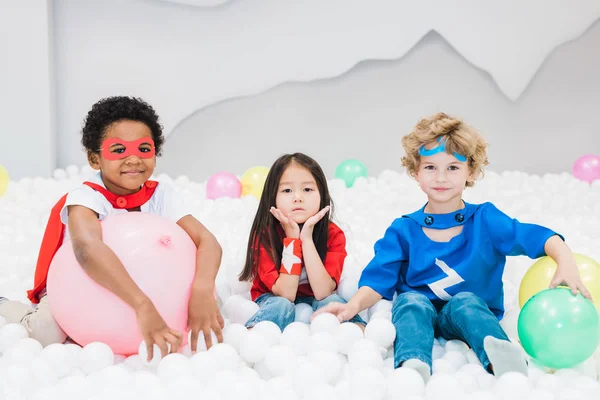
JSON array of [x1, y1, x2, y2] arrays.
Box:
[[80, 342, 115, 374], [190, 351, 217, 384], [239, 329, 269, 363], [347, 348, 384, 370], [303, 383, 338, 400], [157, 353, 190, 381], [251, 320, 281, 346], [367, 299, 393, 319], [222, 323, 249, 353], [364, 318, 395, 349], [29, 356, 59, 386], [458, 363, 487, 376], [0, 322, 29, 353], [465, 390, 498, 400], [337, 279, 358, 302], [432, 344, 446, 360], [52, 168, 67, 180], [1, 344, 38, 366], [65, 164, 80, 178], [465, 348, 482, 365], [494, 372, 530, 400], [387, 367, 425, 398], [349, 366, 387, 400], [557, 388, 585, 400], [123, 354, 146, 372], [443, 350, 469, 368], [0, 315, 6, 328], [308, 350, 343, 383], [425, 373, 466, 399], [454, 370, 480, 394], [311, 312, 341, 335], [231, 298, 260, 325], [369, 310, 392, 320], [280, 322, 311, 356], [445, 339, 470, 354], [264, 344, 298, 377], [433, 357, 457, 374], [527, 388, 556, 400], [308, 332, 338, 354], [222, 294, 246, 318], [207, 342, 239, 371], [15, 337, 43, 354], [335, 321, 364, 354], [39, 343, 73, 378], [294, 302, 314, 324]]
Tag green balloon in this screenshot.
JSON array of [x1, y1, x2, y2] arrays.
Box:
[[517, 287, 599, 369], [334, 159, 368, 188]]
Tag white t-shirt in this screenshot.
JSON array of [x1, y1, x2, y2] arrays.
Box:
[[59, 172, 192, 243]]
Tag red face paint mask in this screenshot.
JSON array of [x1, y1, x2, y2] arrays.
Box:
[[99, 137, 156, 161]]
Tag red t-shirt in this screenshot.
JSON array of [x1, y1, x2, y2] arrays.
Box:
[[250, 222, 347, 301]]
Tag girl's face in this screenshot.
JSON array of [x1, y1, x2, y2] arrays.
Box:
[[275, 163, 321, 224], [89, 120, 156, 196], [414, 150, 473, 208]]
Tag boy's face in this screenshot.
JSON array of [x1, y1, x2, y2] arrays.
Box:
[[88, 120, 156, 196], [275, 163, 321, 225], [414, 150, 473, 206]]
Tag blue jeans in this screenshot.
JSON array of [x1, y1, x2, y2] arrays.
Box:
[[392, 291, 509, 372], [246, 292, 366, 331]]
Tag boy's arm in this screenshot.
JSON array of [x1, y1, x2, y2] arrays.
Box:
[[68, 205, 182, 359], [545, 235, 592, 300], [312, 286, 382, 322], [176, 215, 224, 351]]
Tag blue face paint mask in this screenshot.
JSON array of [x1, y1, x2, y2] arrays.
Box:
[[418, 137, 467, 162]]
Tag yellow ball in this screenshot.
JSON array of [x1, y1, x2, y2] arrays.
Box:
[[519, 253, 600, 310], [240, 166, 269, 198], [0, 164, 9, 197]]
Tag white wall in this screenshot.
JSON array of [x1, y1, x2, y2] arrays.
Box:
[[159, 24, 600, 179], [1, 0, 599, 179], [0, 0, 54, 179]]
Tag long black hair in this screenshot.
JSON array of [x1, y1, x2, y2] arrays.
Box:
[[239, 153, 333, 282]]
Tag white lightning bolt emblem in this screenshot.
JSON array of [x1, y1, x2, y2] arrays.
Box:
[[427, 258, 465, 300]]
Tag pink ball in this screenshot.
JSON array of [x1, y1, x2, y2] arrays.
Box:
[[47, 212, 196, 355], [206, 172, 242, 199], [573, 154, 600, 183]]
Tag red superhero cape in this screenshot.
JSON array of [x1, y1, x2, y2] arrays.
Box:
[[27, 180, 158, 303]]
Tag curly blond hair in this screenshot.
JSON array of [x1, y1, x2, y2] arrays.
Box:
[[401, 112, 489, 187]]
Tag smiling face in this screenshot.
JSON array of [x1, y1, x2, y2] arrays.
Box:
[[88, 120, 156, 196], [275, 162, 321, 224], [414, 150, 473, 209]]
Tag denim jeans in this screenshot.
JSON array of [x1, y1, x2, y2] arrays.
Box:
[[392, 291, 509, 372], [246, 292, 366, 331]]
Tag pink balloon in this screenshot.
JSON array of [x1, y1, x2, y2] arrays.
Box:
[[573, 154, 600, 183], [206, 171, 242, 199], [47, 212, 196, 355]]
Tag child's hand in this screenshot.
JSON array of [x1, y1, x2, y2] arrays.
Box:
[[270, 207, 300, 238], [136, 300, 183, 361], [188, 286, 224, 353], [300, 206, 331, 241], [550, 260, 593, 301], [311, 300, 357, 323]]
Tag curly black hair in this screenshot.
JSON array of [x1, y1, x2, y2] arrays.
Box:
[[81, 96, 165, 157]]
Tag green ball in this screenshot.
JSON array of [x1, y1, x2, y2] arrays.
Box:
[[517, 287, 599, 369], [334, 159, 368, 188]]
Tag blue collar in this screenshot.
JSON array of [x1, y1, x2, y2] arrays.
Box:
[[403, 201, 477, 229]]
